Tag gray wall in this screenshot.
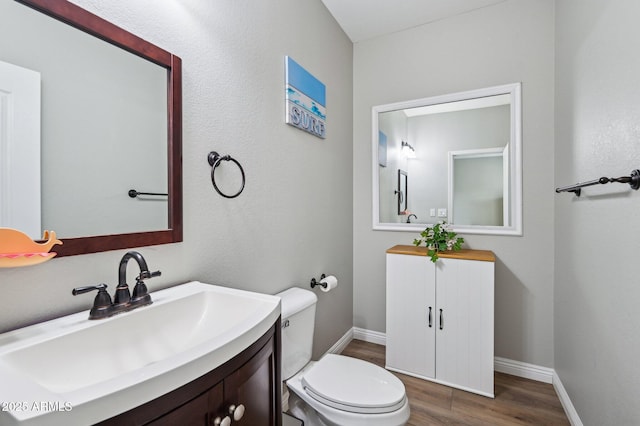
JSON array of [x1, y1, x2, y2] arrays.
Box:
[[0, 0, 353, 361], [353, 0, 556, 367], [555, 0, 640, 424]]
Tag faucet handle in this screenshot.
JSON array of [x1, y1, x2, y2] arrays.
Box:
[[130, 270, 159, 308], [72, 284, 114, 320], [137, 270, 161, 280], [72, 283, 107, 295]]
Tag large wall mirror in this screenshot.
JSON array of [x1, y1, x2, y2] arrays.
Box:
[[0, 0, 182, 256], [372, 83, 522, 235]]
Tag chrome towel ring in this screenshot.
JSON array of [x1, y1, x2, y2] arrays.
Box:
[[207, 151, 246, 199]]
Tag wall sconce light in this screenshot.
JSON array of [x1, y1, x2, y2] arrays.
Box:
[[401, 141, 416, 158]]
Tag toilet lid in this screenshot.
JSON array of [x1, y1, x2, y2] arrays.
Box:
[[301, 354, 406, 414]]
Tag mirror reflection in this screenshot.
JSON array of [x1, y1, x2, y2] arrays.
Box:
[[449, 147, 508, 226], [0, 0, 169, 240], [373, 83, 522, 235], [396, 169, 408, 215]]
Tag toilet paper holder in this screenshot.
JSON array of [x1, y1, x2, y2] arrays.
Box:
[[310, 274, 327, 289]]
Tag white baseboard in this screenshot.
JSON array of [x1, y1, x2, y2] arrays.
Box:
[[352, 327, 386, 345], [553, 371, 584, 426], [345, 327, 582, 425], [324, 327, 354, 355], [494, 356, 553, 383]]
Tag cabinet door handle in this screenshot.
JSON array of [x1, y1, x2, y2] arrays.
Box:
[[439, 309, 444, 330], [229, 404, 245, 421], [428, 307, 432, 328], [212, 416, 231, 426]]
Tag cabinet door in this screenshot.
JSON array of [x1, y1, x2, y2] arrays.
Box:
[[147, 390, 213, 426], [207, 383, 226, 426], [386, 253, 436, 379], [223, 336, 278, 426], [435, 258, 494, 396]]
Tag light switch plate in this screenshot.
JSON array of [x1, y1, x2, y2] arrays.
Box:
[[430, 208, 436, 217], [438, 208, 447, 217]]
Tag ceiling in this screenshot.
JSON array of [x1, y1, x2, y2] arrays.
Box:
[[321, 0, 506, 43]]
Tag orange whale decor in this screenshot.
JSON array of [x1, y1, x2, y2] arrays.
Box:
[[0, 228, 63, 268]]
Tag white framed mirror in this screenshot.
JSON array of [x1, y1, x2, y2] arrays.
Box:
[[372, 83, 522, 235]]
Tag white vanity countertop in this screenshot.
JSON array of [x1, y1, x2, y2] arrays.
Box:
[[0, 281, 281, 426]]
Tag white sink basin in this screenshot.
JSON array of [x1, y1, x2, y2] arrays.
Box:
[[0, 281, 281, 426]]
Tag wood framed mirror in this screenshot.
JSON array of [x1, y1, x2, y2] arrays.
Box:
[[6, 0, 183, 256]]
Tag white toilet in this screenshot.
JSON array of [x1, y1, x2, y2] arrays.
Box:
[[277, 287, 410, 426]]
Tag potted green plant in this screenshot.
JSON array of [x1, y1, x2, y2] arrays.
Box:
[[413, 221, 464, 263]]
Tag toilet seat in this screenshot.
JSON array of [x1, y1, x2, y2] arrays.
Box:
[[301, 354, 406, 414]]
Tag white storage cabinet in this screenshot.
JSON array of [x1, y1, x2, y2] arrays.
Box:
[[385, 245, 495, 397]]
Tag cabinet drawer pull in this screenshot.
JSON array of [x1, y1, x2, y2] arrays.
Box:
[[213, 416, 231, 426], [428, 307, 432, 328], [439, 309, 444, 330], [229, 404, 245, 421]]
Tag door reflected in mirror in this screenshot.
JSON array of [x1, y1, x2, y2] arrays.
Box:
[[372, 83, 522, 236], [449, 147, 508, 227]]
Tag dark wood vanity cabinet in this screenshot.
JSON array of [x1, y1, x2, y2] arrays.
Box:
[[98, 320, 281, 426]]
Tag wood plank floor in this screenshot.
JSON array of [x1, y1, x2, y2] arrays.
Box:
[[341, 340, 570, 426]]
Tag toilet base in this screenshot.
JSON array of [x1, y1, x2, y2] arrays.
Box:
[[287, 390, 331, 426]]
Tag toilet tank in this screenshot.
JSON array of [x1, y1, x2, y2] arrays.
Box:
[[276, 287, 318, 380]]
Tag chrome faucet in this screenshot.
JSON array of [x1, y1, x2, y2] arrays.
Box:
[[72, 251, 161, 320]]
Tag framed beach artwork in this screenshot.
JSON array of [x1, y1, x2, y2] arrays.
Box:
[[285, 56, 326, 139]]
